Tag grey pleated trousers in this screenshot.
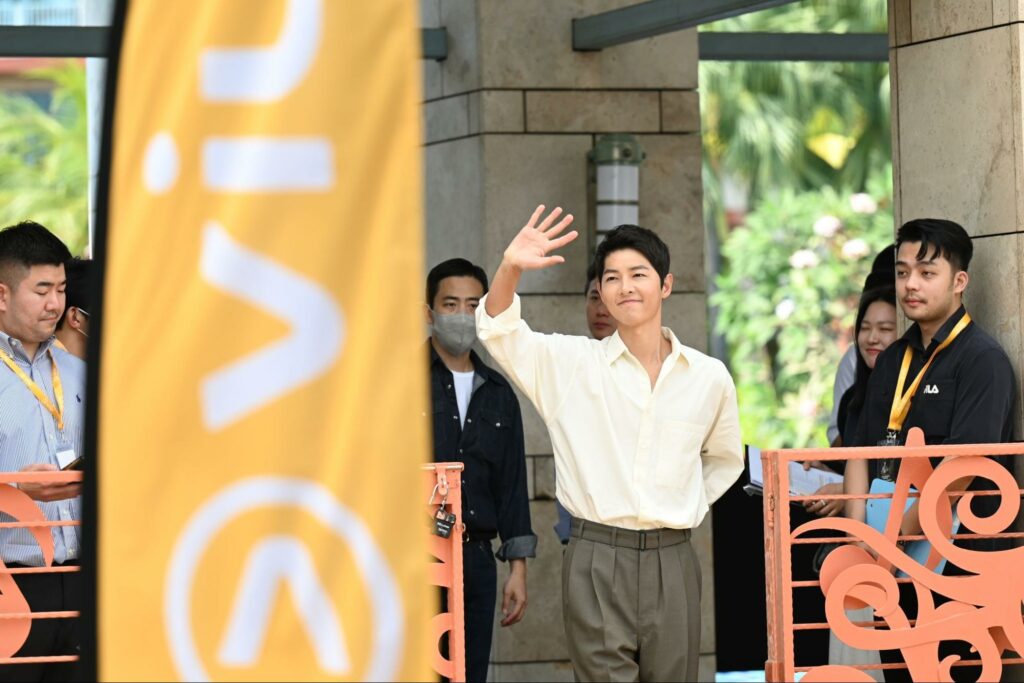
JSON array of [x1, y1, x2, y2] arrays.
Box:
[[563, 518, 702, 682]]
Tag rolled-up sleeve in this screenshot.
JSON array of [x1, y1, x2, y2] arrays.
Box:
[[496, 535, 538, 562], [700, 367, 743, 505], [494, 392, 536, 561]]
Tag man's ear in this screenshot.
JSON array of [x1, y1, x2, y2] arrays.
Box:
[[424, 303, 434, 326], [0, 282, 11, 313], [953, 270, 969, 295], [70, 308, 86, 331], [661, 272, 674, 299]]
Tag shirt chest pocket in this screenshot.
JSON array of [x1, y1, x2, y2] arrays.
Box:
[[909, 379, 955, 438], [653, 419, 706, 490], [471, 408, 511, 462]]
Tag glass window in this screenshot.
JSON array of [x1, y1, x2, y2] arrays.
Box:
[[0, 0, 112, 27]]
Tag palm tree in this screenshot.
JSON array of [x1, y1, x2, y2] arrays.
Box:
[[701, 0, 889, 214], [701, 0, 889, 364], [0, 62, 88, 255]]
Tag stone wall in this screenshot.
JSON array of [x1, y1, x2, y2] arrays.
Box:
[[421, 1, 714, 680], [889, 0, 1024, 435], [889, 4, 1024, 676]]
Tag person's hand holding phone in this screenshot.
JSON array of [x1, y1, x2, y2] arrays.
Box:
[[17, 463, 81, 501], [61, 456, 84, 472]]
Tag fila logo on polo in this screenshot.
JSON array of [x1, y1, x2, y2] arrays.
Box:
[[923, 384, 940, 395]]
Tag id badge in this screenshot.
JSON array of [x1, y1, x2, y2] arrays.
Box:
[[55, 446, 77, 470], [433, 507, 457, 538], [876, 431, 899, 482]]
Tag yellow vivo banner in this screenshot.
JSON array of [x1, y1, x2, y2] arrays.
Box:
[[95, 0, 428, 680]]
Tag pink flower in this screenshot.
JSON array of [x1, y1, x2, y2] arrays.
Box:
[[789, 249, 820, 269], [841, 238, 870, 260], [813, 215, 842, 237], [850, 193, 878, 214]]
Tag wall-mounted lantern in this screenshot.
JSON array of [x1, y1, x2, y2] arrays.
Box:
[[589, 133, 645, 249]]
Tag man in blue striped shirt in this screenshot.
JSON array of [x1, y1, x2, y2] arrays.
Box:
[[0, 222, 84, 682]]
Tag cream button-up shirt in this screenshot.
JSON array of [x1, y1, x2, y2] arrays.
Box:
[[477, 293, 743, 530]]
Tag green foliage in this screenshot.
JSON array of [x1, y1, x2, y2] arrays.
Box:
[[701, 0, 890, 205], [713, 167, 893, 448], [702, 0, 893, 448], [0, 62, 88, 255]]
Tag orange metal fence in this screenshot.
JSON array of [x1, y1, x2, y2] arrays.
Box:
[[424, 462, 466, 683], [0, 471, 81, 667], [762, 428, 1024, 682], [0, 467, 464, 676]]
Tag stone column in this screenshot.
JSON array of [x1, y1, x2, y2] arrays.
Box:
[[889, 1, 1024, 432], [421, 1, 713, 680], [83, 0, 113, 253], [889, 3, 1024, 678]]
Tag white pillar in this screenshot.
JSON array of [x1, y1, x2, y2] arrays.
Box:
[[82, 0, 112, 256]]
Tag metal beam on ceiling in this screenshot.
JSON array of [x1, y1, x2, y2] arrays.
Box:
[[573, 0, 799, 51], [421, 28, 448, 61], [0, 25, 888, 64], [0, 26, 108, 58], [699, 32, 888, 61], [0, 26, 451, 61]]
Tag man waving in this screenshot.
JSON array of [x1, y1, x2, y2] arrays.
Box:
[[476, 206, 742, 682]]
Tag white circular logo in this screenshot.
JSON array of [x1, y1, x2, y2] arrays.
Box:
[[164, 477, 403, 681]]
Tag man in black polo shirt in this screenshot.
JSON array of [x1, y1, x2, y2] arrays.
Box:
[[846, 218, 1014, 681], [425, 258, 536, 682]]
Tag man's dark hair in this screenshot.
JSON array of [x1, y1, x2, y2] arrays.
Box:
[[593, 225, 670, 285], [895, 219, 973, 272], [0, 221, 71, 290], [57, 258, 93, 329], [584, 261, 598, 295], [426, 258, 489, 307], [863, 243, 896, 291]]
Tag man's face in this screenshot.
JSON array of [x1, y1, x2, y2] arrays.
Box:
[[895, 241, 966, 327], [427, 275, 484, 323], [599, 248, 672, 328], [0, 264, 66, 344], [585, 278, 615, 340]]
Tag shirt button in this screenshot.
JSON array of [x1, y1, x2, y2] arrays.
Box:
[[469, 510, 475, 516], [458, 448, 463, 454], [466, 418, 472, 424], [453, 415, 458, 420]]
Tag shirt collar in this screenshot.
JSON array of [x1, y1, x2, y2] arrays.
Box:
[[0, 330, 55, 363], [426, 339, 496, 383], [904, 304, 968, 354], [603, 328, 692, 368]]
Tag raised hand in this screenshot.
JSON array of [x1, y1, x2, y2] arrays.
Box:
[[502, 205, 578, 271]]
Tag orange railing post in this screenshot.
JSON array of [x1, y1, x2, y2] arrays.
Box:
[[423, 462, 466, 683], [763, 428, 1024, 682], [0, 470, 81, 668]]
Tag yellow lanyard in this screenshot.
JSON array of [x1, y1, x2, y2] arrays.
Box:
[[887, 313, 971, 433], [0, 347, 64, 431]]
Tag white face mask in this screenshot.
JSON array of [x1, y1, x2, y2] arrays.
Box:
[[431, 312, 477, 356]]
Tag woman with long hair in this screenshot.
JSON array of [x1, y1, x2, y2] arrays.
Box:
[[836, 281, 898, 446]]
